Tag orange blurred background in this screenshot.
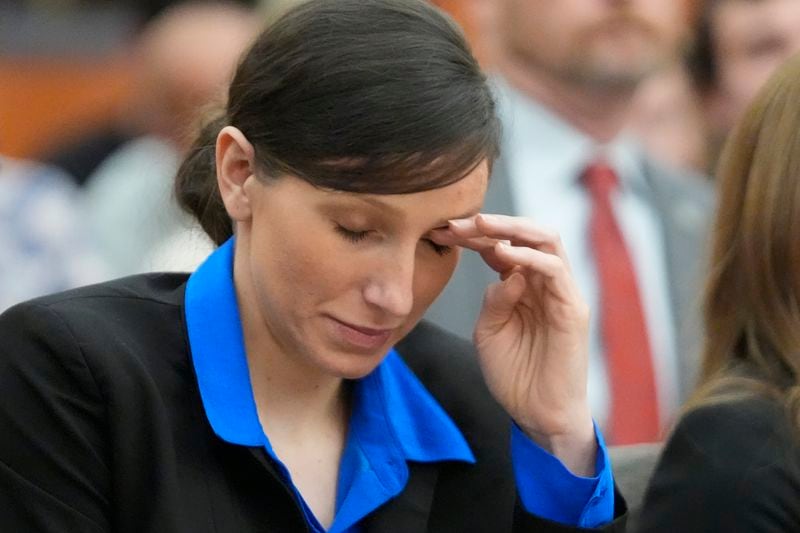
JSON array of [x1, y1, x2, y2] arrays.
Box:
[[0, 0, 699, 159]]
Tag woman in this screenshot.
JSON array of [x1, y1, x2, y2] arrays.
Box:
[[0, 1, 623, 531], [638, 55, 800, 530]]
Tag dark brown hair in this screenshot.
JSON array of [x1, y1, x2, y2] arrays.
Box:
[[175, 0, 500, 245], [685, 0, 718, 94], [685, 0, 761, 94]]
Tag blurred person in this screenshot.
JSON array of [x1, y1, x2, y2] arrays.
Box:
[[0, 155, 107, 311], [0, 1, 627, 530], [81, 1, 259, 277], [45, 129, 131, 187], [628, 61, 709, 173], [7, 0, 256, 26], [427, 0, 714, 445], [688, 0, 800, 172], [638, 52, 800, 532], [33, 1, 255, 184]]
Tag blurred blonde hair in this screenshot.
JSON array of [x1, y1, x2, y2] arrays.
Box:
[[687, 53, 800, 429]]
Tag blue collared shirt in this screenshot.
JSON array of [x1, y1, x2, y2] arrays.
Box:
[[184, 239, 614, 532]]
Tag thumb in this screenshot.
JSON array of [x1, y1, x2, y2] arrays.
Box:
[[475, 271, 526, 336]]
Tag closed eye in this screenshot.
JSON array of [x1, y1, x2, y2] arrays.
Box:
[[336, 223, 451, 256], [334, 224, 372, 243], [425, 239, 452, 256]]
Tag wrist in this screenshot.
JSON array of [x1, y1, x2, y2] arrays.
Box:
[[519, 414, 596, 477]]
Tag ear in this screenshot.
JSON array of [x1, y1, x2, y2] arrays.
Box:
[[216, 125, 257, 222]]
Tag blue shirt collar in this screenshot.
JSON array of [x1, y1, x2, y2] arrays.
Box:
[[184, 238, 474, 530], [184, 238, 263, 445]]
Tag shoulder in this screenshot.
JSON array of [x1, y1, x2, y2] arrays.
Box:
[[1, 272, 188, 323], [395, 320, 509, 442], [670, 398, 794, 469], [9, 272, 188, 314], [639, 397, 800, 530], [0, 273, 189, 367], [642, 157, 714, 207], [0, 273, 194, 427]]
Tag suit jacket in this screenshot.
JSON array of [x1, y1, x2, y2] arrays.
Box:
[[637, 396, 800, 531], [425, 154, 714, 405], [0, 274, 626, 532]]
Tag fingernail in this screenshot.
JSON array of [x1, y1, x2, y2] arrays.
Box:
[[448, 219, 470, 230]]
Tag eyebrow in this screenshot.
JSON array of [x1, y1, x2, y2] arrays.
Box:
[[353, 195, 403, 216], [352, 195, 482, 228]]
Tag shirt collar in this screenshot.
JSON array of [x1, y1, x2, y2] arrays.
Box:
[[492, 75, 648, 193], [184, 238, 264, 445], [184, 237, 476, 467]]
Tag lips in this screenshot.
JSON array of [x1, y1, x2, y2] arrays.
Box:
[[328, 316, 394, 351]]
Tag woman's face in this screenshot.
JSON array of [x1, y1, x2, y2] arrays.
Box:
[[235, 161, 489, 379]]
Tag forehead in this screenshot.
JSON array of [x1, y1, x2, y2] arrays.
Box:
[[714, 0, 800, 41], [318, 159, 489, 226]]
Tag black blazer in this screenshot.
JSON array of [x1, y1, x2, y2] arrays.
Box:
[[637, 396, 800, 532], [0, 274, 626, 532]]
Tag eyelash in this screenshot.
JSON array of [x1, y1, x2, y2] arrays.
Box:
[[334, 225, 452, 256], [427, 240, 453, 257], [335, 225, 371, 243]]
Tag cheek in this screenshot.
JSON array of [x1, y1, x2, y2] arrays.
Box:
[[642, 3, 682, 37], [412, 249, 461, 313], [724, 63, 764, 108], [252, 227, 349, 314], [507, 3, 568, 53]]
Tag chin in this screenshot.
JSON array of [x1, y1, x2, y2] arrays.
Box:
[[320, 349, 389, 380]]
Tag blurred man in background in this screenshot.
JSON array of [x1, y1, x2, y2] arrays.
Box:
[[427, 0, 714, 446], [688, 0, 800, 172], [628, 61, 708, 173]]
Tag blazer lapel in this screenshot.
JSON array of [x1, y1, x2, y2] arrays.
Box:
[[641, 159, 712, 401], [245, 447, 312, 532], [361, 462, 440, 532]]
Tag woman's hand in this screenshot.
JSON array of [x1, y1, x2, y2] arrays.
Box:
[[431, 214, 596, 476]]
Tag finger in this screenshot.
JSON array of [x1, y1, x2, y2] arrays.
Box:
[[493, 242, 578, 303], [446, 216, 484, 238], [477, 244, 521, 275], [429, 228, 506, 252], [498, 264, 525, 282], [432, 228, 542, 277], [477, 271, 527, 335], [449, 214, 552, 247], [474, 214, 571, 268], [430, 229, 514, 273], [449, 215, 572, 273]]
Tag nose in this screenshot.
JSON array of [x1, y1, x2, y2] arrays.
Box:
[[362, 249, 416, 318]]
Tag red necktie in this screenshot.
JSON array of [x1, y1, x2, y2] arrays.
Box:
[[583, 161, 660, 444]]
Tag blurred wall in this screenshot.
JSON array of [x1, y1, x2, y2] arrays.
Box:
[[0, 57, 133, 159], [0, 6, 137, 159]]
